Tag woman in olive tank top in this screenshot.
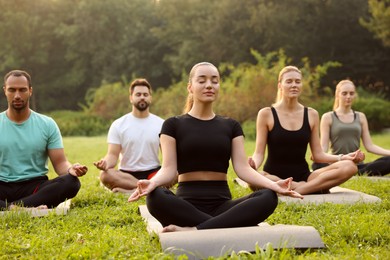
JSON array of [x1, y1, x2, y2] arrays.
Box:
[[249, 66, 365, 195], [313, 80, 390, 176]]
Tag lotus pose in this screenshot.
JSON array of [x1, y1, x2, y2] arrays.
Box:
[[0, 70, 88, 210], [312, 79, 390, 176], [129, 62, 302, 232], [94, 78, 164, 193], [249, 66, 364, 195]]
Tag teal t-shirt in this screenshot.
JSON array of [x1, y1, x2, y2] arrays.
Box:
[[0, 110, 63, 182]]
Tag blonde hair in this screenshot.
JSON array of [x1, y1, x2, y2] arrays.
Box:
[[183, 62, 218, 114], [275, 66, 302, 103], [333, 79, 356, 110]]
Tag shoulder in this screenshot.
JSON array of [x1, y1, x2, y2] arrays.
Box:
[[216, 115, 238, 123], [162, 115, 185, 128], [149, 113, 165, 123], [355, 111, 365, 119], [257, 106, 272, 118], [111, 113, 131, 125], [32, 111, 57, 125], [307, 107, 319, 117], [321, 111, 333, 121]]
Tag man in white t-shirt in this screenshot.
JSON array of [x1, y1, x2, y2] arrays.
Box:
[[94, 78, 164, 193]]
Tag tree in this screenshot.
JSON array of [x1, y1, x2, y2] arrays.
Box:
[[361, 0, 390, 47]]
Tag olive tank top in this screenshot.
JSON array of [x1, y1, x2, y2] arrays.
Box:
[[329, 111, 361, 154]]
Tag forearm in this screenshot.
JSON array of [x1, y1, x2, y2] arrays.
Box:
[[251, 152, 264, 170], [103, 154, 119, 169], [149, 167, 176, 187], [366, 145, 390, 156], [56, 161, 73, 176], [313, 151, 340, 163]]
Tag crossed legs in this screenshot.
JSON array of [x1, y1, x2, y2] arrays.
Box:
[[100, 169, 139, 191], [294, 160, 357, 194], [0, 174, 80, 210], [146, 186, 278, 232]]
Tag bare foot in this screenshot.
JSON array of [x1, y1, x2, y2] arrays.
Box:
[[162, 224, 197, 233], [112, 187, 136, 194]]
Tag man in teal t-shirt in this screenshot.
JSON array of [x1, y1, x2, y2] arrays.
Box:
[[0, 70, 88, 210]]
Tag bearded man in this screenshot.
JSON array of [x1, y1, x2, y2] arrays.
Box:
[[94, 78, 164, 193]]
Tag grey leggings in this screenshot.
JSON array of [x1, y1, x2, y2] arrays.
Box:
[[146, 181, 278, 230]]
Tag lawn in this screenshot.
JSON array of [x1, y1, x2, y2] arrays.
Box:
[[0, 134, 389, 259]]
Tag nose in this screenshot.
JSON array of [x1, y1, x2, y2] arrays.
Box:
[[14, 91, 22, 98], [205, 80, 213, 89]]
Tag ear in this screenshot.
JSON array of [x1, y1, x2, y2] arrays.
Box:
[[129, 93, 133, 104], [29, 87, 33, 96], [187, 83, 193, 94]]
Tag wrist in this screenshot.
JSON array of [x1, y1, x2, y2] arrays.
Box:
[[67, 165, 73, 174], [337, 154, 343, 162]]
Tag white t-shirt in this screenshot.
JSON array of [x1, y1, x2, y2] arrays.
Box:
[[107, 113, 164, 172]]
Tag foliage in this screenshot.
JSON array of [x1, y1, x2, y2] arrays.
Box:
[[83, 82, 130, 120], [1, 0, 390, 112], [311, 86, 390, 132], [241, 120, 257, 141], [152, 78, 188, 119], [152, 50, 340, 123], [354, 96, 390, 132], [49, 110, 110, 137], [0, 135, 389, 259], [360, 0, 390, 47]]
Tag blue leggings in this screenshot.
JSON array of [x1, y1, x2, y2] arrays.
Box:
[[0, 174, 80, 210], [146, 181, 278, 230]]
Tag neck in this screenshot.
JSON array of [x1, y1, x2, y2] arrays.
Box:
[[335, 106, 352, 114], [188, 103, 215, 120], [6, 108, 31, 123], [132, 109, 150, 118], [276, 99, 301, 111]]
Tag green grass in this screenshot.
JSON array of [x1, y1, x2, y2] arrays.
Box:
[[0, 135, 389, 259]]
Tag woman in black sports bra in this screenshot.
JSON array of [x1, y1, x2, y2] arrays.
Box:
[[249, 66, 365, 195], [128, 62, 302, 232]]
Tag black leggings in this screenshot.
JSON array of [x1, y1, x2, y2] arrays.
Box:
[[146, 181, 278, 230], [0, 174, 81, 210], [312, 156, 390, 176]]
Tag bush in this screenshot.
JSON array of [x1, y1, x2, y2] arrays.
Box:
[[242, 120, 257, 141], [354, 97, 390, 132], [83, 82, 130, 120], [48, 110, 110, 136], [307, 88, 390, 133]]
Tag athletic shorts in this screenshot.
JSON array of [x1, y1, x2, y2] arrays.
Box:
[[120, 166, 161, 180]]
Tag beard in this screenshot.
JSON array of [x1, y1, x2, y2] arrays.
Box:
[[11, 100, 28, 111], [134, 101, 150, 111]]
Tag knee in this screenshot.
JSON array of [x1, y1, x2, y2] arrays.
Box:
[[146, 187, 164, 205], [146, 187, 171, 213], [63, 175, 81, 197], [342, 160, 358, 177], [266, 189, 279, 209], [254, 189, 278, 209], [99, 170, 112, 186]]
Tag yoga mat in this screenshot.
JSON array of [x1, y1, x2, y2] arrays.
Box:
[[139, 205, 325, 259], [0, 199, 72, 217], [234, 178, 382, 204]]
